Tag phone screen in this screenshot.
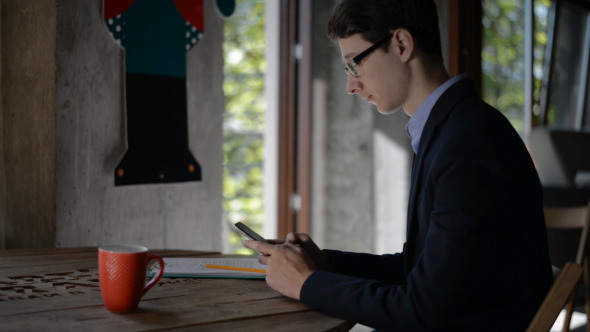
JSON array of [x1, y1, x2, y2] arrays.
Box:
[[234, 222, 268, 243]]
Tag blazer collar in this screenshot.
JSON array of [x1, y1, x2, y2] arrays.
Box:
[[414, 77, 479, 160]]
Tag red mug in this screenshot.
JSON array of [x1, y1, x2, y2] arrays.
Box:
[[98, 244, 164, 312]]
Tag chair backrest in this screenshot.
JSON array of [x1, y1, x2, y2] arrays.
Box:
[[527, 262, 583, 332], [544, 201, 590, 264]]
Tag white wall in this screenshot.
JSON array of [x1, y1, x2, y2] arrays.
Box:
[[263, 0, 280, 240]]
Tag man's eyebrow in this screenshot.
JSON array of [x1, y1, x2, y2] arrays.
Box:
[[342, 53, 355, 61]]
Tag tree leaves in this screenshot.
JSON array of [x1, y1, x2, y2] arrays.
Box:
[[223, 0, 266, 253], [482, 0, 550, 132]]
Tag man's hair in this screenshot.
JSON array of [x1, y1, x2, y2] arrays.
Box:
[[327, 0, 443, 59]]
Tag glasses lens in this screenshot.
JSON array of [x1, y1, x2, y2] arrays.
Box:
[[345, 61, 358, 77]]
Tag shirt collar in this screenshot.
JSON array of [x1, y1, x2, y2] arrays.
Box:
[[405, 74, 467, 154]]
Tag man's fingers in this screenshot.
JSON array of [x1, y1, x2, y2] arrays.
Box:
[[258, 254, 270, 265], [286, 232, 313, 245], [243, 240, 274, 255], [285, 232, 298, 243], [283, 241, 305, 253]]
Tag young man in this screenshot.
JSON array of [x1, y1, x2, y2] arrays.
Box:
[[245, 0, 553, 330]]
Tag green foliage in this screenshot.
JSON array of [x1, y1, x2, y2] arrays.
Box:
[[482, 0, 550, 132], [223, 0, 266, 254]]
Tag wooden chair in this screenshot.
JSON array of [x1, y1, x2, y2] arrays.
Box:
[[544, 201, 590, 331], [527, 262, 583, 332]]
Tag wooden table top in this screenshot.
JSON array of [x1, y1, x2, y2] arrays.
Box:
[[0, 248, 354, 332]]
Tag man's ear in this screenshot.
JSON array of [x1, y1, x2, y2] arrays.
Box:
[[392, 28, 414, 62]]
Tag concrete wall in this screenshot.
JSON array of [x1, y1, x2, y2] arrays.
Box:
[[310, 0, 376, 252], [1, 0, 224, 250], [310, 0, 447, 254], [1, 0, 447, 252], [310, 0, 411, 254]]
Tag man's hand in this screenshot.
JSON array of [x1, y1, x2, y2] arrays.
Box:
[[285, 233, 332, 270], [244, 233, 323, 300]]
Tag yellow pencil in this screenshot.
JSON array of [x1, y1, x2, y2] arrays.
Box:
[[205, 264, 266, 274]]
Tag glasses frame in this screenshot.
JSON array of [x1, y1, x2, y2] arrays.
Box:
[[344, 34, 393, 78]]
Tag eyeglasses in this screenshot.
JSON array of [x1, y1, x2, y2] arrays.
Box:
[[344, 34, 393, 78]]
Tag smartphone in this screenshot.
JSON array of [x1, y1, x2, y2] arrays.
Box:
[[234, 222, 269, 243]]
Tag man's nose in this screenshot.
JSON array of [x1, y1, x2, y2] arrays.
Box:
[[346, 74, 362, 95]]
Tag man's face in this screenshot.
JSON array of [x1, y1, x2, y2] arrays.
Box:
[[338, 33, 409, 115]]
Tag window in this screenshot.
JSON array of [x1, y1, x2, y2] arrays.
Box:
[[221, 0, 310, 253], [481, 0, 551, 134], [222, 0, 266, 254], [540, 0, 590, 130]]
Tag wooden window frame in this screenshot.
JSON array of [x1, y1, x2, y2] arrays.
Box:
[[277, 0, 312, 237], [447, 0, 482, 91]]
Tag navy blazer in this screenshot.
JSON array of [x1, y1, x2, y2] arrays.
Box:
[[300, 78, 553, 331]]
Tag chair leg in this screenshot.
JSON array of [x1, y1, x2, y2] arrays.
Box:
[[584, 258, 590, 332]]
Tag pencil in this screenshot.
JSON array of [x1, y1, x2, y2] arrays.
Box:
[[205, 264, 267, 274]]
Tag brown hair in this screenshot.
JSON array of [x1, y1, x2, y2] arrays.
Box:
[[327, 0, 443, 59]]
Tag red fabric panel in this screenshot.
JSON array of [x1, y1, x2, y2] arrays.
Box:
[[104, 0, 136, 19], [173, 0, 204, 31]]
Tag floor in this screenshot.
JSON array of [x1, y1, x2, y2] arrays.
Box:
[[349, 308, 588, 331], [552, 307, 587, 332]]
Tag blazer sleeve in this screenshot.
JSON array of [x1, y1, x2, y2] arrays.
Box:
[[301, 270, 416, 329], [324, 249, 407, 285]]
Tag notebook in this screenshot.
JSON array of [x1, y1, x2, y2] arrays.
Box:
[[148, 257, 267, 279]]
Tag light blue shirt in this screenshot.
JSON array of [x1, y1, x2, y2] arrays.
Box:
[[405, 74, 468, 154]]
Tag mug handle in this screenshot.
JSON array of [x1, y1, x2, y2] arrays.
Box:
[[143, 254, 165, 295]]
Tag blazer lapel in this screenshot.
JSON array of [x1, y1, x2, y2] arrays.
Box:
[[404, 78, 479, 271]]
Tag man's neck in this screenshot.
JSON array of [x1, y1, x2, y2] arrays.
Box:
[[403, 57, 450, 117]]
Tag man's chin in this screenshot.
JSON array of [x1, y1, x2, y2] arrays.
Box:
[[376, 105, 403, 115]]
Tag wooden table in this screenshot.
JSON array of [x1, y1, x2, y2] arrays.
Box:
[[0, 248, 354, 331]]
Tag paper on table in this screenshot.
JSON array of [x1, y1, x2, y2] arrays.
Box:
[[148, 257, 267, 279]]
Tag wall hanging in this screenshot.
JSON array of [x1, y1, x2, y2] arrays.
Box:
[[104, 0, 235, 185]]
